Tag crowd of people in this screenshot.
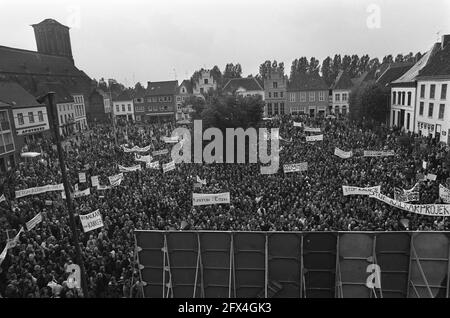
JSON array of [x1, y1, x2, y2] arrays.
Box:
[[0, 113, 449, 298]]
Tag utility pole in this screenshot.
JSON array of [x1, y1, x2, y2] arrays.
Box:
[[109, 88, 118, 146], [37, 92, 89, 297]]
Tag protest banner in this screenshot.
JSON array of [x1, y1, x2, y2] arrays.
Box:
[[119, 164, 142, 173], [426, 173, 437, 181], [162, 136, 179, 143], [163, 161, 176, 173], [147, 161, 160, 169], [283, 162, 308, 173], [394, 188, 420, 202], [26, 213, 43, 231], [192, 192, 231, 206], [0, 194, 5, 203], [439, 184, 450, 203], [91, 176, 99, 188], [45, 200, 53, 206], [62, 188, 91, 199], [342, 185, 381, 196], [79, 210, 104, 233], [78, 172, 86, 183], [122, 145, 151, 153], [304, 127, 321, 133], [135, 154, 152, 163], [109, 173, 124, 187], [293, 122, 303, 127], [363, 150, 395, 157], [6, 227, 24, 250], [152, 149, 169, 156], [97, 185, 111, 191], [196, 176, 207, 185], [306, 134, 323, 142], [334, 148, 353, 159], [15, 184, 64, 199]]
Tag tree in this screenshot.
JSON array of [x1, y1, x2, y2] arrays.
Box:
[[358, 54, 370, 75], [321, 56, 333, 86], [134, 82, 145, 95], [414, 52, 423, 62], [395, 54, 404, 63], [223, 63, 242, 80], [349, 55, 360, 78], [259, 60, 272, 79], [368, 58, 380, 72], [308, 57, 320, 75], [342, 55, 352, 74], [331, 54, 342, 83], [184, 95, 206, 120], [210, 65, 223, 85], [349, 82, 390, 123], [290, 57, 308, 81], [382, 54, 393, 65]]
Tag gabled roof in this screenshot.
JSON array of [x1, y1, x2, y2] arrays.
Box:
[[417, 42, 450, 78], [0, 81, 43, 108], [287, 73, 329, 91], [32, 19, 69, 29], [115, 90, 134, 102], [376, 62, 414, 87], [0, 101, 11, 107], [331, 71, 353, 90], [36, 82, 74, 104], [146, 80, 179, 96], [179, 80, 193, 94], [223, 77, 264, 93]]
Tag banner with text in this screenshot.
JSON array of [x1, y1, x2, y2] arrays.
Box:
[[15, 184, 64, 199], [293, 122, 303, 127], [394, 188, 420, 202], [439, 184, 450, 203], [91, 176, 99, 188], [122, 145, 151, 153], [78, 172, 86, 183], [283, 162, 308, 173], [342, 185, 381, 196], [135, 154, 152, 163], [334, 148, 353, 159], [79, 209, 104, 233], [192, 192, 231, 206], [306, 134, 323, 142], [163, 161, 176, 173], [304, 127, 321, 133], [109, 173, 124, 187], [119, 164, 142, 173], [152, 149, 169, 156], [363, 150, 395, 157], [26, 213, 43, 231]]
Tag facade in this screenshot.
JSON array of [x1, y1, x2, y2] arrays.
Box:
[[141, 81, 178, 122], [263, 67, 287, 117], [0, 81, 50, 152], [0, 101, 17, 172], [72, 93, 88, 131], [330, 71, 352, 115], [113, 90, 135, 122], [287, 74, 329, 117], [88, 88, 112, 123], [415, 35, 450, 144], [223, 77, 265, 100], [176, 80, 194, 121], [192, 70, 217, 96]]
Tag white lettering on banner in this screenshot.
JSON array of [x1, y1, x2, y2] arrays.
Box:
[[152, 149, 169, 156], [192, 192, 231, 206], [118, 164, 142, 173], [439, 184, 450, 203], [61, 188, 91, 199], [163, 161, 176, 173], [15, 184, 64, 199], [135, 154, 152, 163], [26, 213, 43, 231], [304, 127, 321, 133], [306, 134, 323, 142], [79, 209, 104, 233], [162, 136, 179, 143], [283, 163, 308, 173], [147, 161, 160, 169], [91, 176, 99, 188], [394, 189, 419, 203], [122, 145, 151, 153], [426, 173, 437, 181], [369, 191, 450, 216], [97, 185, 111, 191], [363, 151, 395, 157], [342, 186, 381, 196], [334, 148, 353, 159], [293, 122, 303, 127], [108, 173, 123, 187], [78, 172, 86, 183], [196, 176, 207, 185]]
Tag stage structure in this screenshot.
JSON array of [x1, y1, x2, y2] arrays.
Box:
[[134, 231, 450, 298]]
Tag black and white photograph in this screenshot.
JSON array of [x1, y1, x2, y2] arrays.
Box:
[[0, 0, 450, 308]]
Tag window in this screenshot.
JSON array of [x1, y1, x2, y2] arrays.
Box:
[[274, 92, 278, 98], [128, 105, 131, 112], [441, 84, 447, 100], [319, 91, 325, 101], [407, 92, 412, 106], [38, 111, 44, 122], [159, 97, 163, 102], [280, 102, 285, 115], [402, 92, 406, 105], [204, 79, 208, 85], [268, 92, 272, 98], [309, 92, 315, 102], [164, 96, 168, 102], [300, 92, 306, 102], [419, 102, 424, 116], [122, 105, 125, 112], [274, 102, 279, 115], [182, 88, 186, 93], [28, 112, 34, 123], [392, 111, 396, 125], [407, 113, 410, 130], [280, 92, 284, 98], [335, 93, 340, 102], [428, 103, 434, 117], [273, 82, 278, 89], [438, 104, 445, 119], [177, 96, 181, 102], [289, 93, 295, 102], [267, 103, 272, 116], [335, 106, 340, 114], [397, 92, 401, 104], [430, 84, 436, 99], [392, 92, 396, 104], [116, 105, 119, 113], [420, 85, 425, 98], [342, 93, 348, 101], [168, 96, 172, 102]]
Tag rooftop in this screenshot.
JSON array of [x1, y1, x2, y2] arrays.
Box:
[[287, 73, 329, 91], [0, 81, 43, 108], [146, 80, 179, 96], [223, 77, 264, 93]]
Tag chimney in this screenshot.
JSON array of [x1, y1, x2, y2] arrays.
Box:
[[442, 34, 450, 49]]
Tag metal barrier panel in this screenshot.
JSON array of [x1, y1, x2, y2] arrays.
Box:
[[268, 233, 302, 298], [303, 233, 337, 298], [135, 231, 164, 298], [337, 233, 373, 298], [166, 232, 199, 298], [409, 232, 450, 298], [233, 232, 266, 297], [375, 233, 410, 298], [199, 232, 232, 298]]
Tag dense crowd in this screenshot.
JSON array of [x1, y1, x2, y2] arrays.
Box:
[[0, 114, 449, 298]]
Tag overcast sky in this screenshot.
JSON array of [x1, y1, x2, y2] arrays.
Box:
[[2, 0, 449, 86]]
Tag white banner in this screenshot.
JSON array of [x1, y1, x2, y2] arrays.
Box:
[[26, 213, 43, 231], [369, 191, 450, 216], [162, 136, 179, 143], [78, 172, 86, 183], [422, 161, 427, 169], [394, 189, 419, 202], [439, 184, 450, 203], [196, 176, 207, 185], [118, 164, 142, 173], [147, 161, 160, 169], [283, 162, 308, 173], [293, 122, 303, 127], [426, 173, 437, 181], [342, 186, 381, 196], [109, 173, 124, 187], [62, 188, 91, 200], [91, 176, 99, 188], [15, 184, 64, 199], [304, 127, 321, 133], [0, 245, 7, 266], [135, 154, 152, 163], [6, 227, 24, 250], [306, 134, 323, 142], [334, 148, 353, 159], [152, 149, 169, 156], [363, 151, 395, 157], [0, 194, 5, 203], [163, 161, 176, 173], [79, 209, 104, 233], [404, 182, 421, 193], [122, 145, 151, 153], [97, 185, 111, 191], [192, 192, 231, 206]]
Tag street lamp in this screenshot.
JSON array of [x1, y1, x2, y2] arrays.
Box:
[[36, 92, 89, 297]]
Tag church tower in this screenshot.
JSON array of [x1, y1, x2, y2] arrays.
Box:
[[32, 19, 73, 62]]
